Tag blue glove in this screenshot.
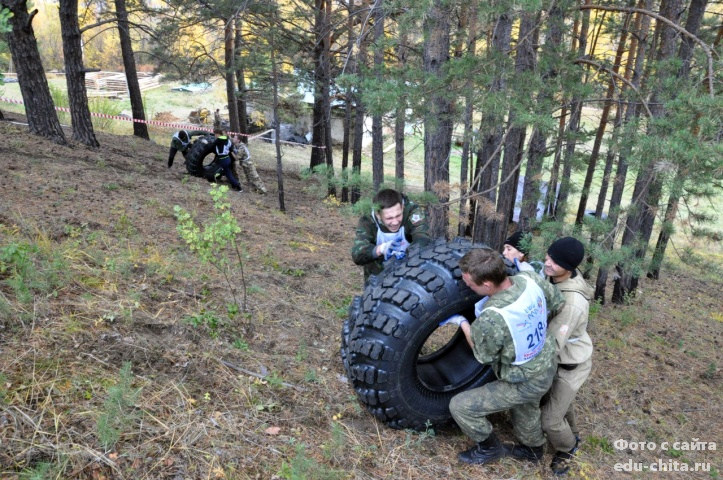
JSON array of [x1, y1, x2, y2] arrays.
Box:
[[378, 241, 394, 260], [393, 250, 406, 260], [439, 314, 467, 327]]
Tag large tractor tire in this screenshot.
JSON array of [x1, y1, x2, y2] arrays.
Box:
[[344, 238, 507, 431], [185, 135, 223, 181]]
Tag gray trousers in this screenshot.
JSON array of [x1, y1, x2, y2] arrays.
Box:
[[449, 360, 557, 447], [541, 357, 592, 452]]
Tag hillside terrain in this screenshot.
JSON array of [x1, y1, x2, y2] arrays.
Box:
[[0, 118, 720, 480]]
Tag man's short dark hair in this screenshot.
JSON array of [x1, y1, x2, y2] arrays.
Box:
[[373, 189, 404, 211], [178, 130, 189, 142], [459, 248, 507, 286]]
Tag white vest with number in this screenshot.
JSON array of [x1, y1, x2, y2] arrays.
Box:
[[372, 210, 409, 252], [485, 275, 547, 365]]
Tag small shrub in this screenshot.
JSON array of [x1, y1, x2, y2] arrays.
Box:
[[185, 310, 222, 338], [279, 443, 345, 480], [175, 184, 248, 311], [586, 435, 614, 454], [96, 362, 141, 451]]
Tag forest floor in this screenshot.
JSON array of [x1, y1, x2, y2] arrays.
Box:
[[0, 116, 721, 480]]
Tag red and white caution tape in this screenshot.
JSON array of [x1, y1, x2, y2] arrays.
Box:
[[0, 95, 323, 148]]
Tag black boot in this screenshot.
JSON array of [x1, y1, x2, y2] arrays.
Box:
[[458, 433, 506, 465], [504, 443, 544, 463], [550, 437, 580, 475]]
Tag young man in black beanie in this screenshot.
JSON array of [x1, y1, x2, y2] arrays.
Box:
[[506, 236, 594, 475]]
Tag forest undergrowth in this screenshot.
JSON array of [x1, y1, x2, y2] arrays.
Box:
[[0, 119, 720, 479]]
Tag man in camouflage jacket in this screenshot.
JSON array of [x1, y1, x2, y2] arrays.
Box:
[[351, 188, 430, 281], [443, 248, 565, 465], [230, 135, 267, 194]]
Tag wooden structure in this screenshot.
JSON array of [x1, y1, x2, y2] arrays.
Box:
[[85, 71, 162, 98]]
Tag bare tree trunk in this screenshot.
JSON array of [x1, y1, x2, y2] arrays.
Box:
[[371, 0, 384, 190], [519, 2, 565, 231], [224, 17, 240, 134], [59, 0, 98, 147], [310, 0, 328, 171], [114, 0, 148, 140], [341, 1, 354, 203], [323, 0, 335, 197], [613, 0, 682, 302], [350, 28, 367, 205], [455, 3, 477, 237], [471, 12, 511, 245], [555, 1, 591, 220], [648, 0, 709, 279], [423, 0, 453, 239], [270, 29, 285, 212], [3, 0, 66, 144], [234, 17, 248, 142], [574, 5, 633, 226], [394, 31, 408, 192], [493, 10, 538, 246], [605, 0, 653, 302]]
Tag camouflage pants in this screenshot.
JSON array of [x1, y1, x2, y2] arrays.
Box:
[[541, 357, 592, 452], [450, 361, 556, 447], [239, 158, 267, 193]]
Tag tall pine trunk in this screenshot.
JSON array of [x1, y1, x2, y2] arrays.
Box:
[[423, 0, 452, 239], [574, 5, 633, 226], [648, 0, 709, 279], [350, 26, 368, 205], [471, 12, 511, 246], [234, 17, 248, 141], [455, 4, 477, 237], [115, 0, 148, 140], [613, 0, 682, 302], [555, 1, 591, 220], [224, 17, 240, 134], [494, 10, 538, 246], [394, 32, 409, 192], [4, 0, 66, 144], [59, 0, 98, 147], [371, 0, 384, 190], [519, 2, 565, 230]]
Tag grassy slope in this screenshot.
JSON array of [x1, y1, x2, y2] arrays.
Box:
[[0, 116, 720, 480]]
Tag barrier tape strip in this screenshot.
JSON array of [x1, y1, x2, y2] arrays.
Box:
[[0, 95, 324, 149]]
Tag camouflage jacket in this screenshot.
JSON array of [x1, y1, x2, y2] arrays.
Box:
[[470, 271, 565, 383], [548, 272, 594, 365], [351, 196, 431, 279]]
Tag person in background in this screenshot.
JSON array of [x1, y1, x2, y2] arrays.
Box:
[[351, 188, 430, 281], [212, 127, 243, 192], [167, 129, 207, 168], [441, 248, 565, 465], [230, 135, 267, 194], [537, 236, 594, 476], [502, 231, 543, 275]]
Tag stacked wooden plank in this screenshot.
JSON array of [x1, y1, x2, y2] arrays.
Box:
[[85, 71, 162, 98]]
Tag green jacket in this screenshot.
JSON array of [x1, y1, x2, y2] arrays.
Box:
[[548, 272, 594, 365], [351, 196, 431, 279], [470, 271, 565, 383]]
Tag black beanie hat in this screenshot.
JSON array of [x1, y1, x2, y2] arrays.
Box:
[[504, 231, 529, 255], [547, 237, 585, 271]]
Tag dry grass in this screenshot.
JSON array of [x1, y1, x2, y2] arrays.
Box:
[[0, 120, 720, 480]]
